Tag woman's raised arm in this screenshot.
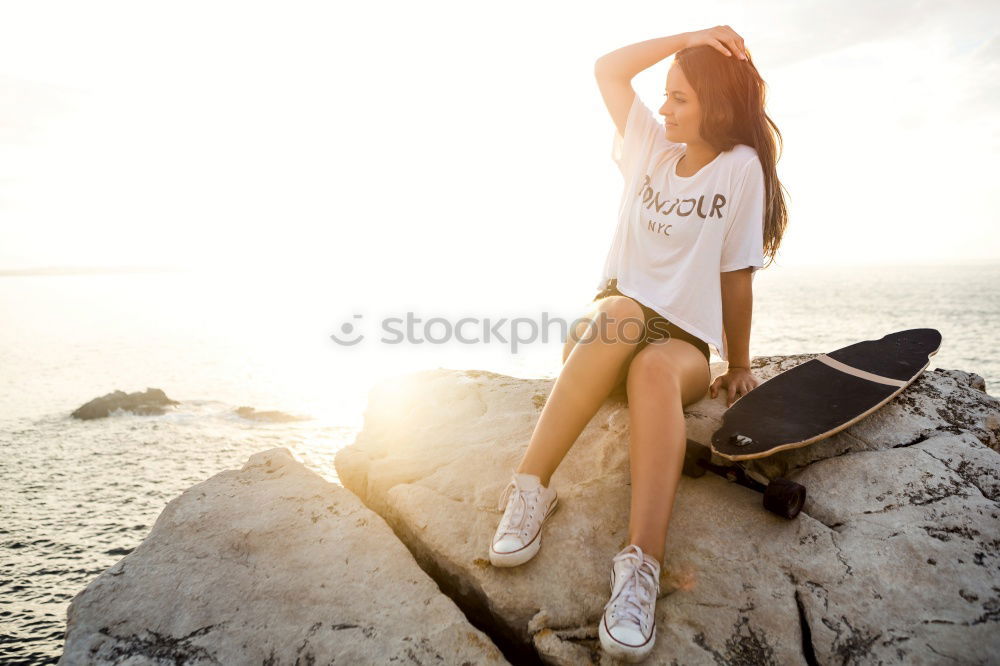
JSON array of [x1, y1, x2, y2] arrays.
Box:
[[594, 33, 690, 137], [593, 27, 747, 137], [594, 33, 691, 82]]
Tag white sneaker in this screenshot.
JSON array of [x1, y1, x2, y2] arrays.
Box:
[[489, 472, 559, 567], [598, 544, 661, 663]]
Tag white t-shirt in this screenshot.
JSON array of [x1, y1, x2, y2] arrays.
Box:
[[597, 93, 766, 362]]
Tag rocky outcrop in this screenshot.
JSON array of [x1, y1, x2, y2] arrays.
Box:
[[59, 448, 508, 665], [71, 388, 179, 419], [335, 359, 1000, 665]]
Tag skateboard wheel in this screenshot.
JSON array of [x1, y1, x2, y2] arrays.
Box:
[[762, 478, 806, 519]]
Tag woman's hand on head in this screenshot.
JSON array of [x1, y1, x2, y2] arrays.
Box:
[[684, 26, 748, 60], [710, 367, 759, 408]]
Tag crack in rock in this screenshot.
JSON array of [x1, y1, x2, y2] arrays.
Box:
[[893, 430, 934, 448], [925, 643, 963, 662], [828, 532, 854, 582], [793, 588, 819, 666]]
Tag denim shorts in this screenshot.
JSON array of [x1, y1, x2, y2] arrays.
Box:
[[591, 278, 711, 365]]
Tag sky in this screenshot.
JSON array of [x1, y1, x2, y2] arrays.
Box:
[[0, 0, 998, 313]]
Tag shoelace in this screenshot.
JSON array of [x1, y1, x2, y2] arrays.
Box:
[[604, 546, 660, 632], [495, 479, 542, 539]]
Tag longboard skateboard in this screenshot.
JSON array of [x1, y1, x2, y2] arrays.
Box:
[[684, 328, 942, 518]]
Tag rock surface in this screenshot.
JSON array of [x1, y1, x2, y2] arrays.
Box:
[[71, 388, 179, 419], [60, 448, 508, 665], [335, 358, 1000, 665]]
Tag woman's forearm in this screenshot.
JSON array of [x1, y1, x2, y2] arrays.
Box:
[[595, 34, 691, 80], [721, 269, 753, 368]]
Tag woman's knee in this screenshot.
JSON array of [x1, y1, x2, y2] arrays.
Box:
[[626, 344, 684, 391], [627, 340, 711, 406]]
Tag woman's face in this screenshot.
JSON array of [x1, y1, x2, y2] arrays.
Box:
[[659, 64, 701, 144]]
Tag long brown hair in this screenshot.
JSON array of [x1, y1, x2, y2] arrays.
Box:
[[674, 45, 787, 269]]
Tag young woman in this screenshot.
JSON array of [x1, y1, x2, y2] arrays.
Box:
[[488, 26, 787, 662]]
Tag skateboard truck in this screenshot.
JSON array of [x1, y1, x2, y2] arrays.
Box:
[[683, 439, 806, 519]]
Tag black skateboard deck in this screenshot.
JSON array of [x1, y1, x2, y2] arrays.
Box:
[[683, 328, 942, 519], [711, 328, 942, 461]]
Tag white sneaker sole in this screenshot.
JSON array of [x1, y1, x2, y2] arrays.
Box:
[[489, 496, 559, 568]]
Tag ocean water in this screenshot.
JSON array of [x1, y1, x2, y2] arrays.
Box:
[[2, 263, 997, 663]]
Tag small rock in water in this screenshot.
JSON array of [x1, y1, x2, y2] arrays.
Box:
[[235, 406, 309, 423], [71, 388, 180, 420]]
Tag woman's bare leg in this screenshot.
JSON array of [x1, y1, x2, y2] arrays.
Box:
[[514, 296, 645, 487], [623, 338, 711, 564]]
